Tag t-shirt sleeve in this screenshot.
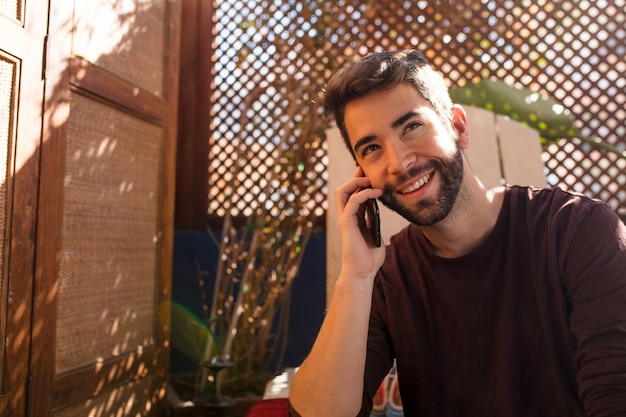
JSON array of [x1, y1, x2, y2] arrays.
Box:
[[562, 202, 626, 415]]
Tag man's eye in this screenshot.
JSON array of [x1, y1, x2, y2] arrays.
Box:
[[362, 144, 380, 156], [404, 121, 422, 134]]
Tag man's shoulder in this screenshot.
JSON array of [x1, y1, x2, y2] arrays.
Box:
[[508, 184, 583, 201], [506, 185, 619, 231], [507, 185, 607, 214]]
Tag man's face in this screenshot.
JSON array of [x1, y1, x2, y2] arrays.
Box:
[[344, 83, 466, 226]]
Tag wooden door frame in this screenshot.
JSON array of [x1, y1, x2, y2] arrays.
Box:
[[174, 0, 217, 229], [0, 0, 49, 415], [28, 0, 181, 415]]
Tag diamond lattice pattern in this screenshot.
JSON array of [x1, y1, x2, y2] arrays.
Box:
[[209, 0, 626, 222]]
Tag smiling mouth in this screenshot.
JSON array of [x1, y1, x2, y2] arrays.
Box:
[[399, 173, 432, 194]]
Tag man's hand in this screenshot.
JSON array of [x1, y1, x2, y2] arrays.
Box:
[[289, 167, 386, 417], [335, 166, 386, 281]]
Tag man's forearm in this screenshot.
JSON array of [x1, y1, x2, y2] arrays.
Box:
[[289, 276, 374, 416]]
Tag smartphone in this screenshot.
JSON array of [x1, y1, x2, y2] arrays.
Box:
[[365, 198, 381, 247]]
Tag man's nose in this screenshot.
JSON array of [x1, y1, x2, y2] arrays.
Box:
[[386, 142, 415, 175]]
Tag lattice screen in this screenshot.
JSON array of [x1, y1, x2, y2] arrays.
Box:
[[209, 0, 625, 223]]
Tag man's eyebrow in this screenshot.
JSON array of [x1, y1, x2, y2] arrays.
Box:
[[392, 111, 419, 128], [353, 111, 420, 154]]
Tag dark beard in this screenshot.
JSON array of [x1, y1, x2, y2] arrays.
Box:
[[379, 147, 464, 226]]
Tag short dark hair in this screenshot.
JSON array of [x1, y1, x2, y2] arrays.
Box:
[[324, 50, 454, 156]]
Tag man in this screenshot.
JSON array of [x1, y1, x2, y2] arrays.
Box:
[[288, 50, 626, 416]]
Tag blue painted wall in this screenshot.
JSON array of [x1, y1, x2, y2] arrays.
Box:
[[170, 229, 326, 375]]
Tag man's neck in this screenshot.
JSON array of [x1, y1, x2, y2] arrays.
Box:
[[420, 177, 505, 258]]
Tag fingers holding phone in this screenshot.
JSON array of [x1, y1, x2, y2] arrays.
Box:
[[336, 166, 383, 248], [335, 171, 385, 280]]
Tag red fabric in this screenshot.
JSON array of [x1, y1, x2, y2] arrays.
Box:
[[245, 398, 289, 417]]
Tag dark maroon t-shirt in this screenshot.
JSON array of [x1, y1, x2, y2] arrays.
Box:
[[291, 186, 626, 416]]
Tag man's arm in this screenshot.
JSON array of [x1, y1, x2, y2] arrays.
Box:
[[565, 204, 626, 415], [289, 173, 385, 417]]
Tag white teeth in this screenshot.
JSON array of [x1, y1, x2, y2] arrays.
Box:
[[400, 174, 431, 194]]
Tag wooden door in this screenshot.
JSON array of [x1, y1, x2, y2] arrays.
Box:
[[25, 0, 181, 416], [0, 0, 49, 415]]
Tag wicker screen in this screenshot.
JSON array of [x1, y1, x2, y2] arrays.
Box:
[[73, 0, 166, 96], [208, 0, 625, 222], [55, 93, 162, 373], [0, 0, 20, 21], [53, 375, 154, 417], [0, 57, 13, 261], [0, 54, 14, 383]]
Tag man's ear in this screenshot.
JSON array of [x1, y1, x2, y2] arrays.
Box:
[[451, 105, 470, 150]]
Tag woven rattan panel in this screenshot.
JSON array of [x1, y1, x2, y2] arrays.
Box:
[[209, 0, 625, 221], [53, 375, 154, 417], [73, 0, 166, 96], [0, 56, 14, 325], [56, 93, 162, 373], [0, 0, 20, 21]]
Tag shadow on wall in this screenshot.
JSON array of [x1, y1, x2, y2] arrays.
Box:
[[170, 229, 326, 377]]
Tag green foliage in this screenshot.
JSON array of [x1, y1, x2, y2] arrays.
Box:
[[449, 80, 626, 160], [450, 79, 575, 143]]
